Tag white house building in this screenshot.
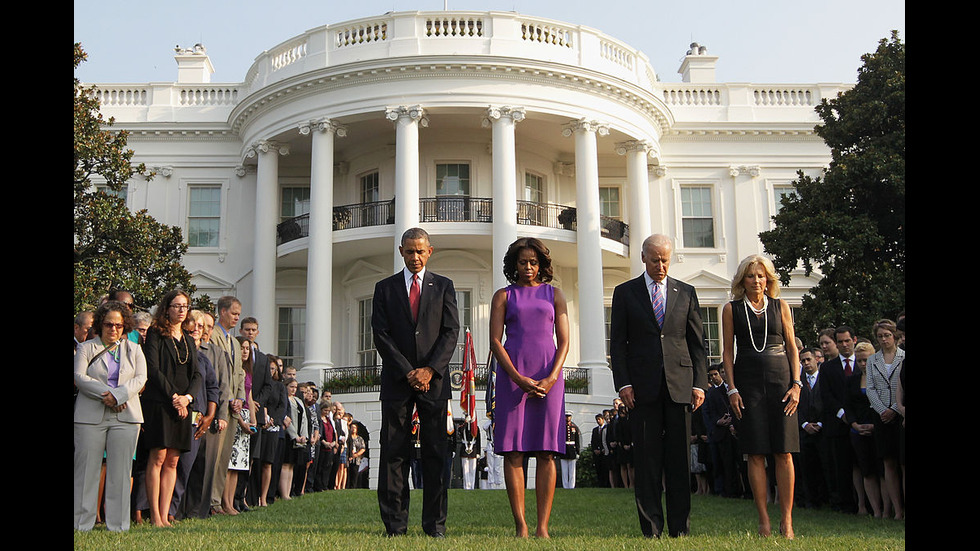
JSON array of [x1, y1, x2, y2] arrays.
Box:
[[87, 11, 848, 486]]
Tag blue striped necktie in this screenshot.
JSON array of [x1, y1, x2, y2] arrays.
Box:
[[651, 282, 664, 328]]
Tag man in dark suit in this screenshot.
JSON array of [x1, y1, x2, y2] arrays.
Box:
[[702, 364, 738, 497], [373, 228, 459, 538], [610, 234, 708, 538], [797, 347, 829, 508], [818, 326, 857, 513]]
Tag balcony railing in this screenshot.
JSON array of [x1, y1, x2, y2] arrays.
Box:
[[334, 199, 395, 230], [276, 198, 628, 246], [419, 197, 493, 223], [322, 363, 590, 395]]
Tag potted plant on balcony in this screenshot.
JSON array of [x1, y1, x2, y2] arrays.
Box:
[[333, 209, 352, 230], [558, 207, 576, 230]]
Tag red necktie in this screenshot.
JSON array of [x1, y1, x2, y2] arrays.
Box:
[[844, 358, 852, 377], [409, 274, 421, 322]]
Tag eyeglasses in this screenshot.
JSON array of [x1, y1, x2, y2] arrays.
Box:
[[169, 304, 190, 311], [103, 322, 125, 330]]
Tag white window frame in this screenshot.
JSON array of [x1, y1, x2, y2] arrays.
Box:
[[598, 185, 623, 220], [179, 179, 229, 251], [277, 305, 306, 369], [672, 180, 720, 250], [767, 179, 797, 222]]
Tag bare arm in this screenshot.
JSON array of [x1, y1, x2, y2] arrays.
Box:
[[721, 303, 744, 419], [779, 299, 801, 416]]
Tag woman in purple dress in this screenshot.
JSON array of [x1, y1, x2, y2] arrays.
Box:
[[490, 237, 570, 538]]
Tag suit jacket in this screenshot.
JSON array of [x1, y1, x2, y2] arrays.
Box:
[[74, 338, 147, 424], [799, 370, 823, 431], [702, 384, 732, 444], [372, 269, 460, 400], [251, 347, 273, 425], [818, 356, 850, 436], [209, 326, 245, 423], [610, 275, 708, 405], [867, 348, 904, 417]]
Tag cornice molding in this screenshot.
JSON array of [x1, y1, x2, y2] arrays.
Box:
[[229, 57, 672, 136]]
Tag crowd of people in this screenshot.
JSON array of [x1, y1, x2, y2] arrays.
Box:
[[590, 312, 906, 528], [74, 233, 904, 539], [73, 290, 371, 532]]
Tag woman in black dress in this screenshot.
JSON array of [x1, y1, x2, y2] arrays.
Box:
[[142, 289, 201, 527], [722, 255, 801, 539]]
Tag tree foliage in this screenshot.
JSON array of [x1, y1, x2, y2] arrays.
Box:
[[759, 31, 905, 341], [74, 43, 195, 313]]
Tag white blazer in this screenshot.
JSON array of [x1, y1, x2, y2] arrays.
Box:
[[74, 338, 147, 424]]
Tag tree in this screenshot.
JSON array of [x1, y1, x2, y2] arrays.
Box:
[[759, 31, 904, 341], [74, 43, 195, 313]]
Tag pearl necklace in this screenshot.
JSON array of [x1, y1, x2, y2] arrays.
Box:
[[743, 296, 768, 353]]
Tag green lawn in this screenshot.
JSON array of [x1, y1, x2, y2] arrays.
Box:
[[74, 488, 905, 550]]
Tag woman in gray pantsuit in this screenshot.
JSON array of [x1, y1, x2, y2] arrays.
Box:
[[74, 300, 147, 531]]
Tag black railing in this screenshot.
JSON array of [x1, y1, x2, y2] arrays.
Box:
[[334, 199, 395, 230], [419, 196, 493, 222], [277, 198, 627, 247], [322, 364, 590, 395]]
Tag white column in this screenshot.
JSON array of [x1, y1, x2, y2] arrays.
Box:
[[247, 140, 289, 352], [563, 119, 609, 370], [484, 106, 525, 293], [386, 105, 427, 269], [298, 119, 347, 379], [617, 140, 655, 275]]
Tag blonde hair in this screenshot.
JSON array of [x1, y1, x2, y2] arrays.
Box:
[[730, 255, 780, 301], [854, 341, 875, 356]]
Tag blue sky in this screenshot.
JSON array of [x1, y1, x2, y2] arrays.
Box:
[[74, 0, 905, 84]]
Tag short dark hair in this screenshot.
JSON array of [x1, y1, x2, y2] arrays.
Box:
[[502, 237, 554, 284], [94, 300, 135, 335], [400, 227, 430, 246], [240, 316, 258, 329], [707, 363, 722, 373], [799, 347, 818, 357], [835, 326, 855, 341]]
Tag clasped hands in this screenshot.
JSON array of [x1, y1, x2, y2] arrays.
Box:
[[517, 374, 556, 398], [101, 391, 126, 413], [408, 367, 435, 393]]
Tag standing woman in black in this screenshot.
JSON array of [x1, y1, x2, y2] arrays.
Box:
[[142, 290, 201, 527], [722, 255, 801, 539]]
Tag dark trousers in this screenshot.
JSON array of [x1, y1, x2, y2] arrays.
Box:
[[631, 397, 691, 538], [378, 395, 448, 536]]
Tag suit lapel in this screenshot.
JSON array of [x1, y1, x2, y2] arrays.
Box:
[[662, 277, 682, 326], [417, 271, 437, 324], [629, 276, 658, 329], [391, 271, 415, 325]]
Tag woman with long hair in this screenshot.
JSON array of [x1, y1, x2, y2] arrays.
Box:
[[225, 336, 255, 512], [722, 255, 800, 539], [142, 290, 201, 527]]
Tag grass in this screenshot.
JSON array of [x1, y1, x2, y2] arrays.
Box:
[[73, 488, 905, 550]]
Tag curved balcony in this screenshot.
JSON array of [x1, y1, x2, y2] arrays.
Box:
[[276, 198, 629, 246], [244, 11, 658, 96]]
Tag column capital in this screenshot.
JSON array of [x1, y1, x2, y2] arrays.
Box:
[[562, 118, 609, 137], [482, 106, 526, 127], [245, 140, 290, 159], [729, 164, 760, 177], [299, 118, 348, 137], [614, 139, 655, 156], [385, 105, 429, 127]]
